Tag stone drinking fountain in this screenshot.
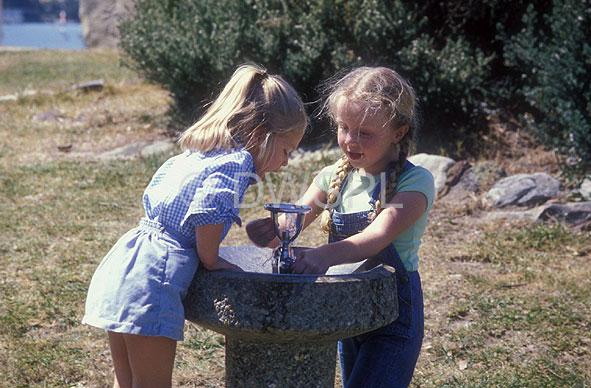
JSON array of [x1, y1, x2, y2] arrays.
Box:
[[184, 203, 398, 388]]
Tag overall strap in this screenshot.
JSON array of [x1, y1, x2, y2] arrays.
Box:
[[369, 160, 415, 203], [325, 171, 352, 239]]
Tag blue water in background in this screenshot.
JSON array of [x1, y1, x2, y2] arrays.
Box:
[[1, 22, 85, 50]]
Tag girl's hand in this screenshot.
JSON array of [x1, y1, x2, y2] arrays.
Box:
[[246, 217, 279, 248], [293, 246, 331, 274]]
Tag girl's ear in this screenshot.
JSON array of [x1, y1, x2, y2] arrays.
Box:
[[393, 125, 409, 144]]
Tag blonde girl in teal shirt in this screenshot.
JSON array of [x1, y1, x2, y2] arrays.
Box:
[[248, 66, 434, 388]]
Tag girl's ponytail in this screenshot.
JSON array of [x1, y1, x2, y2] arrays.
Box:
[[179, 64, 307, 156]]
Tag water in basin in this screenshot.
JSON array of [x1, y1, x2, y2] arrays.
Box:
[[218, 246, 376, 275], [219, 245, 275, 273]]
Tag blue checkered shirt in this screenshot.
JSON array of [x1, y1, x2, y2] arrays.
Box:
[[142, 148, 258, 244]]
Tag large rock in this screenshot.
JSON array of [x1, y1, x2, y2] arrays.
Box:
[[484, 172, 561, 208], [483, 202, 591, 228], [408, 153, 455, 195], [442, 160, 505, 202], [536, 202, 591, 226], [79, 0, 135, 48]]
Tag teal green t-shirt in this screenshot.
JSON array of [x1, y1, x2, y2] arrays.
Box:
[[313, 162, 434, 272]]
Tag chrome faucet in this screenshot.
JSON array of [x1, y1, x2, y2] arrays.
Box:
[[264, 203, 311, 274]]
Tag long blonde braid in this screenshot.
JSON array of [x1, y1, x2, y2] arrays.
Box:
[[320, 155, 353, 234]]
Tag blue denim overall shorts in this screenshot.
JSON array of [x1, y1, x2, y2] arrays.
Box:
[[83, 218, 199, 341], [331, 162, 424, 388]]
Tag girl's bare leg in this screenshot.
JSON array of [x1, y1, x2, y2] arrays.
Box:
[[125, 333, 177, 388], [108, 331, 132, 388], [108, 332, 177, 388]]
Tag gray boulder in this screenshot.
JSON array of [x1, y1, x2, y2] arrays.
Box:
[[442, 160, 505, 202], [482, 202, 591, 229], [408, 153, 455, 196], [536, 202, 591, 227], [484, 173, 560, 208]]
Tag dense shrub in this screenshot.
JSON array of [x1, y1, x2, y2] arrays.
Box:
[[501, 0, 591, 173], [119, 1, 493, 132], [119, 0, 591, 169], [119, 0, 283, 117], [297, 0, 495, 142]]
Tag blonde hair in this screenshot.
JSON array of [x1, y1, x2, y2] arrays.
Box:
[[320, 66, 419, 234], [179, 64, 307, 164]]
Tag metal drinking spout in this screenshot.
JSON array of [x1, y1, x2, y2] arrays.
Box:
[[278, 230, 294, 273], [264, 203, 311, 274]]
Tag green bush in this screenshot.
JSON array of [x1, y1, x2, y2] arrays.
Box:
[[119, 0, 590, 170], [119, 0, 493, 134], [119, 0, 263, 117], [305, 0, 495, 141], [120, 0, 330, 118], [501, 0, 591, 172]]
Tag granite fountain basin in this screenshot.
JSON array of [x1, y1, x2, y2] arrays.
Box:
[[183, 246, 398, 388]]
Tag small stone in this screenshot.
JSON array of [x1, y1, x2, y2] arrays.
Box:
[[57, 144, 73, 152], [35, 109, 63, 122], [75, 79, 104, 92], [458, 360, 468, 370], [580, 177, 591, 200]]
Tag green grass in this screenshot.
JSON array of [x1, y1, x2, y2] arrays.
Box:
[[0, 158, 153, 386], [415, 217, 591, 388], [0, 49, 171, 169], [1, 49, 590, 387], [0, 49, 136, 95]]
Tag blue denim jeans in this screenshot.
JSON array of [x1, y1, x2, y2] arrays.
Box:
[[329, 174, 424, 388], [338, 271, 424, 388]]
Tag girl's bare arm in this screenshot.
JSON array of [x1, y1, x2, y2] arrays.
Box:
[[293, 191, 427, 274], [195, 223, 241, 271]]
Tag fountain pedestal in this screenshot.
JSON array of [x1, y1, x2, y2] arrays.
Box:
[[184, 246, 398, 388], [226, 339, 335, 387]]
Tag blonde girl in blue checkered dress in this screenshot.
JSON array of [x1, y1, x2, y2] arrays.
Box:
[[82, 64, 307, 388]]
